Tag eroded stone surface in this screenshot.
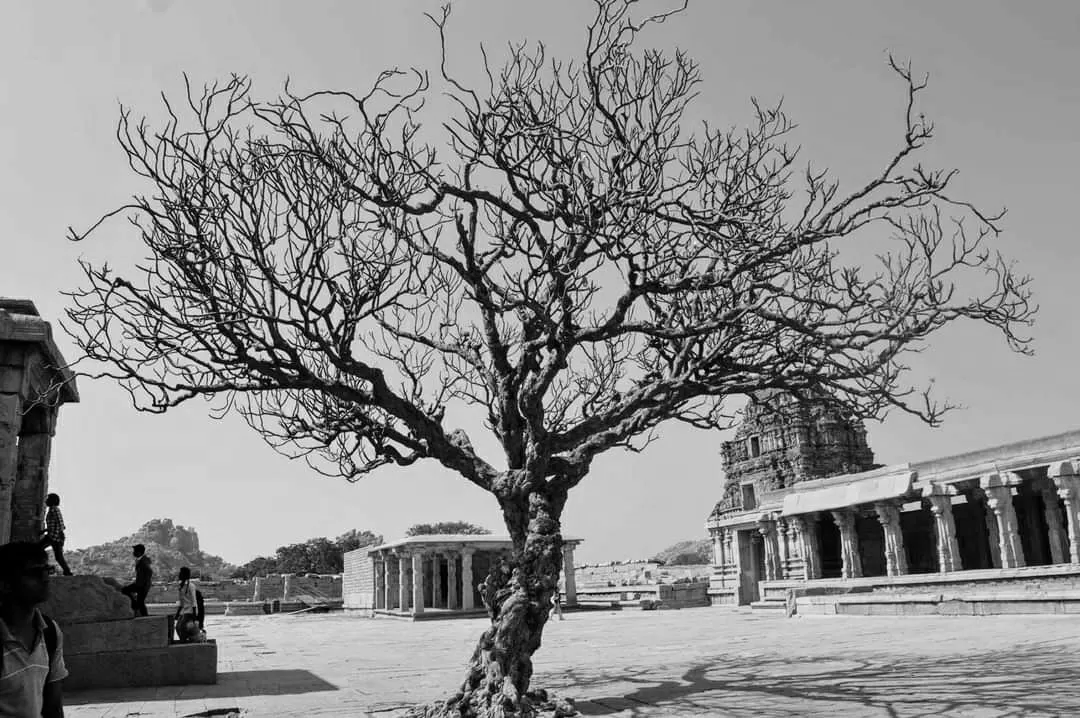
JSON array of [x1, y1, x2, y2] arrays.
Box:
[[43, 575, 132, 624]]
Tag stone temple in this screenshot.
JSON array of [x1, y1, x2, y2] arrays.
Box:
[[707, 390, 1080, 615]]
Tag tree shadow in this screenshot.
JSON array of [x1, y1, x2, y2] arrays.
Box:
[[544, 641, 1080, 717], [64, 668, 338, 705]]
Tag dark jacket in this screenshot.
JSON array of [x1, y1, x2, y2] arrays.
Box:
[[135, 555, 153, 589]]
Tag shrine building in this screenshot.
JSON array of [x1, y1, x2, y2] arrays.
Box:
[[343, 534, 583, 619]]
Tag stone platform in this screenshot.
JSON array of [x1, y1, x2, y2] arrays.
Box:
[[63, 614, 218, 690]]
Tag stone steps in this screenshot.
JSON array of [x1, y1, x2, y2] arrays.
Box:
[[750, 599, 788, 612], [61, 615, 217, 690]]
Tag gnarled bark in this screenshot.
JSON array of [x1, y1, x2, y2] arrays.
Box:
[[411, 487, 574, 718]]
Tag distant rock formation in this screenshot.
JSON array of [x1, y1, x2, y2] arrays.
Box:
[[66, 518, 235, 583], [650, 538, 712, 566]]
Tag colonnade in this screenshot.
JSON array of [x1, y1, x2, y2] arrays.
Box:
[[371, 543, 578, 615], [711, 462, 1080, 584]]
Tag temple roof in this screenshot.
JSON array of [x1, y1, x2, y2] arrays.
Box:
[[0, 298, 79, 404], [367, 534, 584, 554]]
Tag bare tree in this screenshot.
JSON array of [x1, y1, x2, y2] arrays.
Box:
[[64, 1, 1033, 715]]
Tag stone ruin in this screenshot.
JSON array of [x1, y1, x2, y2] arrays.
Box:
[[0, 299, 216, 689]]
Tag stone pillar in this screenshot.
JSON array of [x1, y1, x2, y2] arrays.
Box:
[[411, 552, 425, 616], [1038, 480, 1067, 565], [973, 488, 1002, 568], [397, 552, 409, 611], [830, 509, 863, 579], [0, 391, 22, 544], [874, 500, 908, 576], [981, 473, 1026, 569], [383, 556, 394, 609], [776, 519, 791, 578], [372, 558, 385, 609], [447, 553, 459, 610], [711, 531, 724, 567], [431, 554, 443, 609], [1049, 461, 1080, 565], [11, 406, 55, 543], [723, 530, 736, 585], [461, 549, 475, 611], [282, 574, 293, 601], [790, 515, 821, 580], [756, 514, 782, 581], [562, 542, 578, 607], [923, 486, 961, 573]]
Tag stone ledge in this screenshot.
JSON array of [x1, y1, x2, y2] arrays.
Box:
[[63, 615, 169, 655], [64, 640, 217, 691]]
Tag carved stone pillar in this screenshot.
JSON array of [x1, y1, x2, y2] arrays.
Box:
[[411, 552, 425, 616], [972, 488, 1002, 568], [431, 553, 443, 609], [756, 515, 781, 581], [1038, 480, 1068, 564], [790, 515, 821, 580], [830, 509, 862, 579], [981, 473, 1026, 569], [562, 543, 578, 606], [1049, 462, 1080, 565], [723, 530, 736, 584], [11, 405, 55, 543], [397, 552, 409, 611], [0, 392, 23, 544], [711, 531, 724, 567], [382, 556, 393, 610], [874, 500, 908, 576], [776, 519, 791, 578], [924, 486, 961, 573], [447, 552, 459, 610], [373, 558, 385, 609], [461, 549, 475, 611]]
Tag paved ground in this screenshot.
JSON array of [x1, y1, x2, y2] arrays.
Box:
[[65, 607, 1080, 717]]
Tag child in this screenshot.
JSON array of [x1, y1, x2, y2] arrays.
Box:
[[40, 493, 73, 577]]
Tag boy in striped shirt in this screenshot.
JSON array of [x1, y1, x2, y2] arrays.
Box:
[[40, 494, 73, 577]]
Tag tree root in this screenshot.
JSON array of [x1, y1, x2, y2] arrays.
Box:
[[405, 688, 578, 718]]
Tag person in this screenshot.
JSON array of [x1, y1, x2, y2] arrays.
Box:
[[174, 567, 199, 643], [121, 544, 153, 617], [0, 541, 68, 718], [39, 493, 73, 577]]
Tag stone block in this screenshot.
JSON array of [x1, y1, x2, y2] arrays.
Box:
[[64, 640, 217, 690], [63, 616, 169, 655], [936, 600, 973, 616], [224, 601, 269, 616], [44, 575, 132, 624]]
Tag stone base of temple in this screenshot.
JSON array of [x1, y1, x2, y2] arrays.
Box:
[[64, 615, 217, 690], [372, 607, 491, 621], [756, 563, 1080, 617]]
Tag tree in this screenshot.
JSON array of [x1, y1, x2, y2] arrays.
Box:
[[231, 530, 383, 578], [64, 1, 1034, 715], [406, 522, 492, 537]]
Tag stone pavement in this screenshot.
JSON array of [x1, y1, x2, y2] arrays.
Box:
[[65, 608, 1080, 717]]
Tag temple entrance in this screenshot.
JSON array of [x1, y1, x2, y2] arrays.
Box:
[[856, 513, 886, 577], [818, 515, 842, 578], [900, 504, 937, 573], [736, 529, 761, 604]]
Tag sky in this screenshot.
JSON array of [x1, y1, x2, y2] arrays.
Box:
[[1, 1, 1079, 567]]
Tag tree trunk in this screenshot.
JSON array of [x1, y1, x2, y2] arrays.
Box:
[[410, 486, 574, 718]]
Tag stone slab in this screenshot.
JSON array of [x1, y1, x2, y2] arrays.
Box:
[[64, 640, 217, 690], [44, 576, 132, 624], [225, 601, 268, 616], [63, 616, 169, 655]]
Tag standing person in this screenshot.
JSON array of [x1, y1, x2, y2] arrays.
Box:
[[39, 493, 73, 577], [0, 541, 68, 718], [174, 567, 199, 643], [121, 545, 153, 617]]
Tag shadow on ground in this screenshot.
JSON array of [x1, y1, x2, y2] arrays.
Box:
[[551, 640, 1080, 717], [65, 668, 338, 705]]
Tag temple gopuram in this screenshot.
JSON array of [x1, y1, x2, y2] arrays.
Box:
[[706, 390, 1080, 615]]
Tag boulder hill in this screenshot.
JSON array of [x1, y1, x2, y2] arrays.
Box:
[[66, 518, 236, 582]]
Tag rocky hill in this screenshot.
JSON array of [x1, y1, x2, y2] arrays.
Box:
[[66, 518, 236, 583], [650, 538, 712, 565]]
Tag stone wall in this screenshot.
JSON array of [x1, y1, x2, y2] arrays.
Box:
[[146, 580, 254, 604], [343, 549, 374, 610], [575, 561, 712, 588], [252, 573, 342, 602]]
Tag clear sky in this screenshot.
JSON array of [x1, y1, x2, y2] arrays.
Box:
[[1, 1, 1078, 567]]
